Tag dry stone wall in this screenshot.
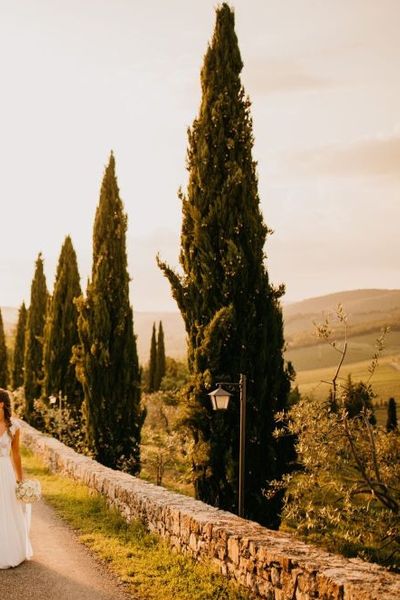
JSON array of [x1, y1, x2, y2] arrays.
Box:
[[20, 420, 400, 600]]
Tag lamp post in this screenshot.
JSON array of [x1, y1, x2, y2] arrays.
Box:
[[49, 390, 63, 438], [208, 373, 247, 518]]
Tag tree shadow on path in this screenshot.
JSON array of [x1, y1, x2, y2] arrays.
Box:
[[1, 559, 134, 600], [0, 498, 136, 600]]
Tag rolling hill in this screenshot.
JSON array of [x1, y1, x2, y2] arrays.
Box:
[[2, 289, 399, 377], [283, 289, 400, 402], [284, 289, 400, 370]]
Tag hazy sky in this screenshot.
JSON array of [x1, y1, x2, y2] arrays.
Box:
[[1, 0, 399, 310]]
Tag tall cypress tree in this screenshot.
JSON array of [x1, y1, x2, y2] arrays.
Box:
[[155, 321, 166, 390], [42, 236, 83, 411], [386, 397, 398, 432], [12, 302, 27, 389], [75, 153, 144, 473], [0, 309, 8, 388], [158, 4, 290, 526], [148, 323, 157, 392], [24, 253, 48, 420]]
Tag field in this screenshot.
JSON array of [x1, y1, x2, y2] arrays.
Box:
[[295, 354, 400, 409], [286, 330, 400, 372]]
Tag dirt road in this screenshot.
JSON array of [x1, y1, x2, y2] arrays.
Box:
[[1, 499, 135, 600]]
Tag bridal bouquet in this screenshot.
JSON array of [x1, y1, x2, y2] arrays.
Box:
[[16, 479, 42, 504]]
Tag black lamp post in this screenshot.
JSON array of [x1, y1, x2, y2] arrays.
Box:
[[208, 373, 247, 517]]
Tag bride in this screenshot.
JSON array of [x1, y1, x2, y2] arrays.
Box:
[[0, 388, 33, 568]]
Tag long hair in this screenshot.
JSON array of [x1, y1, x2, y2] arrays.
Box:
[[0, 388, 12, 437]]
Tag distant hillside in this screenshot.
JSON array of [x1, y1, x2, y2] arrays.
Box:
[[284, 289, 400, 372], [285, 289, 400, 322], [2, 306, 19, 337], [3, 289, 399, 369], [285, 289, 400, 346]]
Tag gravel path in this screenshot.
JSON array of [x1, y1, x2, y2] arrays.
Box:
[[2, 499, 135, 600]]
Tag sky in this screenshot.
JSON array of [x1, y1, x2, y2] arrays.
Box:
[[0, 0, 399, 310]]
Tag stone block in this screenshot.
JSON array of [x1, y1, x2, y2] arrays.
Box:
[[189, 532, 198, 553], [270, 566, 281, 587], [227, 536, 240, 565]]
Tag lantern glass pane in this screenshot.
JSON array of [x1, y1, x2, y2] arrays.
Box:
[[217, 394, 230, 410]]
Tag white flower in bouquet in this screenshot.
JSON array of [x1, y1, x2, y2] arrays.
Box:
[[16, 479, 42, 504]]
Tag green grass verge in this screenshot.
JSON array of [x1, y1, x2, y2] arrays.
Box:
[[22, 447, 250, 600]]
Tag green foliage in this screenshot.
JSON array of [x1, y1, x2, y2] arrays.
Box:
[[160, 357, 190, 393], [24, 253, 48, 421], [341, 374, 376, 424], [387, 397, 398, 432], [0, 308, 9, 387], [74, 153, 144, 474], [274, 394, 400, 569], [141, 391, 193, 495], [11, 387, 27, 419], [42, 236, 83, 411], [11, 302, 27, 390], [157, 3, 290, 526], [33, 396, 87, 452], [148, 323, 158, 392], [273, 310, 400, 569], [155, 321, 166, 390]]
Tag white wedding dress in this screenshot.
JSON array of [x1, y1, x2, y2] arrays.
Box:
[[0, 418, 33, 568]]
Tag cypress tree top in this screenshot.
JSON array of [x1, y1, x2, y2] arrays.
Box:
[[42, 235, 82, 408], [12, 301, 27, 390], [163, 3, 271, 337], [155, 321, 166, 390], [24, 253, 48, 416], [148, 323, 157, 393]]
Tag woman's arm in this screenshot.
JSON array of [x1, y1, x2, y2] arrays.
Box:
[[11, 428, 24, 483]]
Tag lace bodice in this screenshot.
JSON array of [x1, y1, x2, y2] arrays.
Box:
[[0, 419, 20, 457]]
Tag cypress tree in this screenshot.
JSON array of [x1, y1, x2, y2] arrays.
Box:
[[12, 302, 28, 389], [74, 153, 144, 473], [24, 253, 48, 420], [148, 323, 157, 392], [386, 397, 398, 432], [158, 3, 291, 527], [0, 309, 8, 388], [343, 374, 376, 424], [42, 236, 83, 411], [155, 320, 166, 390]]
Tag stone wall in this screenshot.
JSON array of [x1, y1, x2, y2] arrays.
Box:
[[20, 421, 400, 600]]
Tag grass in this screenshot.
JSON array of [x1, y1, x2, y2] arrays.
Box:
[[22, 446, 250, 600]]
